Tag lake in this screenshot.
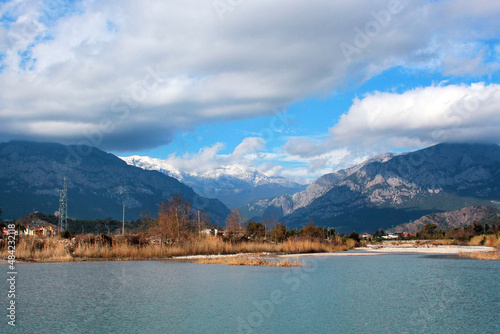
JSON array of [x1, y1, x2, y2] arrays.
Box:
[[2, 254, 499, 333]]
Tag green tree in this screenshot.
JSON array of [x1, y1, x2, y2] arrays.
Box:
[[299, 220, 323, 239], [246, 222, 266, 239], [472, 222, 484, 234], [446, 227, 470, 241], [422, 223, 437, 235], [271, 223, 287, 242], [347, 232, 360, 242], [326, 228, 336, 240], [373, 228, 385, 237], [287, 228, 298, 238]]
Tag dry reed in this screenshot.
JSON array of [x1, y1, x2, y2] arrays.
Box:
[[0, 235, 357, 262], [483, 235, 500, 248], [468, 234, 500, 247], [1, 237, 73, 262], [459, 251, 500, 260], [194, 256, 304, 267], [468, 235, 486, 246]]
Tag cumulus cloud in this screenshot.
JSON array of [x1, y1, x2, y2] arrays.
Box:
[[164, 137, 266, 174], [331, 82, 500, 146], [282, 82, 500, 176], [0, 0, 499, 151]]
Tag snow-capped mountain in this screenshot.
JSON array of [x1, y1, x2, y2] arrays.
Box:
[[120, 156, 306, 209], [121, 156, 184, 181], [0, 141, 229, 222]]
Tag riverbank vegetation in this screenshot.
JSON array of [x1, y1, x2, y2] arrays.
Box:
[[373, 221, 500, 248], [0, 234, 355, 262], [194, 256, 303, 267], [459, 251, 500, 260], [0, 197, 358, 262], [2, 197, 499, 262]]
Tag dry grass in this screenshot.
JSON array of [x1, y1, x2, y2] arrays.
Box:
[[468, 234, 500, 247], [483, 235, 500, 248], [0, 237, 73, 262], [429, 239, 458, 246], [459, 251, 500, 260], [468, 235, 486, 246], [194, 256, 304, 267], [0, 235, 357, 262]]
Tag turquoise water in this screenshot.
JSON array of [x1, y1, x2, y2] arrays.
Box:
[[2, 254, 499, 333]]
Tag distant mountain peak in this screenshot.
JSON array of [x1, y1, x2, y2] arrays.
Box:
[[262, 143, 500, 233], [0, 141, 229, 222], [120, 156, 305, 208]]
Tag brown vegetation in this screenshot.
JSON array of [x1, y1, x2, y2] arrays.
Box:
[[224, 208, 244, 236], [459, 251, 500, 260], [147, 195, 209, 242], [468, 234, 500, 247], [194, 256, 303, 267], [0, 234, 357, 262]]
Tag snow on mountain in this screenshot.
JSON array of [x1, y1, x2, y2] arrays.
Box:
[[121, 156, 184, 181], [120, 156, 305, 208], [0, 141, 230, 222]]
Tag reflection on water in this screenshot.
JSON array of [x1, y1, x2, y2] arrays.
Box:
[[2, 255, 499, 334]]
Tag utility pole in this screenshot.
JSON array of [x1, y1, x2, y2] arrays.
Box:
[[197, 210, 201, 234], [122, 204, 125, 235], [58, 177, 68, 234]]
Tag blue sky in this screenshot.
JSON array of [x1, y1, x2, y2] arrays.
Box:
[[1, 0, 500, 183]]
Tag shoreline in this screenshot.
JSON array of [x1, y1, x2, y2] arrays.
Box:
[[2, 245, 497, 264], [279, 245, 498, 257]]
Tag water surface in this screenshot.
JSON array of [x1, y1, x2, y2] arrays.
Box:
[[2, 254, 499, 333]]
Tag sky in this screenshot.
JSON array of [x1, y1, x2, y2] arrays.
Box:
[[0, 0, 499, 184]]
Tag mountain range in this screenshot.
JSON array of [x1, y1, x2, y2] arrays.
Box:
[[2, 141, 500, 234], [260, 143, 500, 233], [121, 156, 305, 209], [0, 141, 229, 223], [391, 205, 500, 234]]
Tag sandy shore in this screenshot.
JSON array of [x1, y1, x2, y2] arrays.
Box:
[[173, 245, 498, 261], [2, 245, 497, 264], [362, 245, 497, 254], [278, 245, 498, 258]]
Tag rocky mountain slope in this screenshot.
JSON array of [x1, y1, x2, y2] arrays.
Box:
[[391, 205, 500, 234], [263, 152, 397, 218], [262, 143, 500, 233], [0, 141, 229, 222], [121, 156, 305, 208]]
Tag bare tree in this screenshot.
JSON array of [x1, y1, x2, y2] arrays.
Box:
[[263, 217, 279, 240], [225, 209, 243, 235], [150, 195, 196, 242]]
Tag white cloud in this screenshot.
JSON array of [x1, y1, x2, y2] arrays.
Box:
[[164, 137, 268, 174], [282, 82, 500, 175], [0, 0, 499, 150], [232, 137, 266, 160], [331, 82, 500, 146]]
